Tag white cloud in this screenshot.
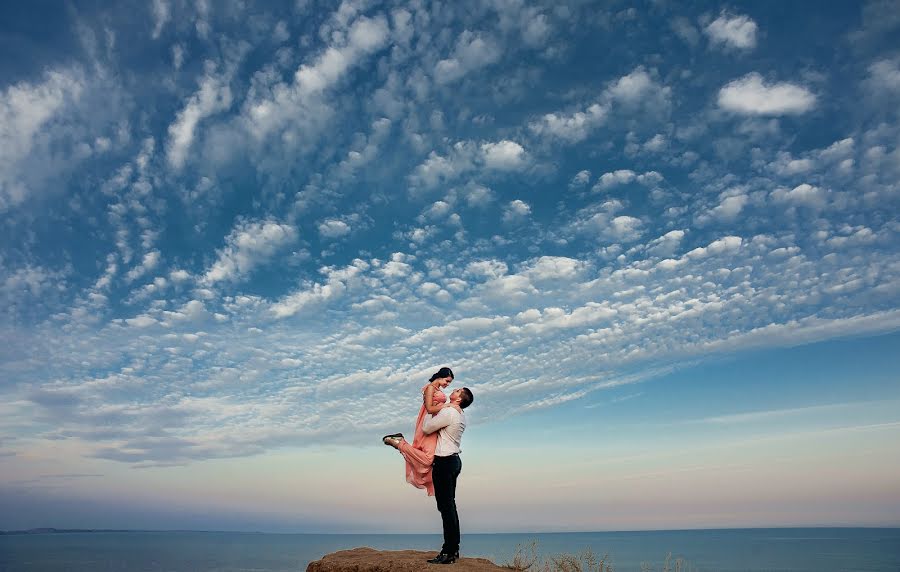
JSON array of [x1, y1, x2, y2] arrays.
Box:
[[529, 70, 671, 146], [594, 170, 662, 191], [125, 250, 162, 283], [463, 184, 494, 207], [771, 183, 828, 208], [172, 44, 185, 70], [606, 67, 671, 111], [409, 151, 464, 190], [125, 314, 157, 328], [704, 12, 758, 50], [1, 265, 66, 312], [405, 316, 510, 345], [656, 257, 684, 270], [522, 13, 551, 47], [478, 275, 536, 304], [637, 171, 664, 185], [608, 215, 643, 241], [405, 226, 433, 247], [194, 0, 211, 38], [241, 15, 389, 146], [0, 69, 84, 211], [523, 256, 585, 282], [489, 1, 555, 49], [769, 138, 856, 178], [271, 281, 342, 318], [569, 170, 591, 189], [434, 31, 502, 84], [596, 169, 636, 189], [778, 158, 814, 176], [294, 16, 389, 98], [166, 65, 233, 169], [643, 134, 667, 152], [299, 45, 350, 95], [482, 140, 527, 170], [825, 226, 878, 249], [170, 269, 191, 282], [864, 57, 900, 97], [336, 117, 392, 176], [711, 193, 749, 221], [466, 259, 508, 279], [529, 67, 670, 144], [718, 73, 816, 115], [408, 141, 478, 191], [608, 68, 653, 102], [318, 219, 351, 239], [202, 219, 297, 284], [671, 17, 700, 46], [529, 103, 608, 143], [151, 0, 170, 39], [162, 299, 210, 323], [517, 303, 617, 335], [566, 199, 647, 243], [502, 199, 531, 223], [686, 236, 743, 259], [819, 138, 854, 164], [646, 230, 687, 258], [271, 259, 369, 318], [379, 254, 413, 279], [273, 20, 290, 43], [425, 201, 452, 219], [409, 139, 528, 192]]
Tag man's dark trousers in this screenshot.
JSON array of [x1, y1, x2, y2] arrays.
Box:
[[432, 454, 462, 555]]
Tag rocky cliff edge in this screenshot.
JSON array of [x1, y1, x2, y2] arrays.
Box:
[[306, 547, 508, 571]]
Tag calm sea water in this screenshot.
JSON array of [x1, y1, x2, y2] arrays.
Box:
[[1, 528, 898, 572]]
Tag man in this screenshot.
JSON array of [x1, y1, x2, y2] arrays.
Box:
[[423, 387, 474, 565]]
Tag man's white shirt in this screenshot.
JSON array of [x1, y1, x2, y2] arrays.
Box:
[[422, 406, 466, 457]]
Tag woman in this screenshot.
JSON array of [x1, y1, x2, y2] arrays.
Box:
[[383, 366, 458, 496]]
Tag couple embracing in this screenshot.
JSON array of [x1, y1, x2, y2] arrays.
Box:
[[382, 367, 474, 565]]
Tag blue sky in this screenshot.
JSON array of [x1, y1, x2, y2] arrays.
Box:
[[1, 0, 899, 532]]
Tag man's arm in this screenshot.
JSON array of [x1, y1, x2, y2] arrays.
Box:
[[422, 408, 452, 435]]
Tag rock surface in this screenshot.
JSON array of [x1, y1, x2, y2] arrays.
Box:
[[306, 547, 508, 571]]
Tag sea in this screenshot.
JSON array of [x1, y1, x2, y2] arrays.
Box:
[[1, 528, 898, 572]]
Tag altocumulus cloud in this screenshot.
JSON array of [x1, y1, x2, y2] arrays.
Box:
[[718, 73, 816, 115], [0, 69, 87, 210], [202, 219, 297, 285], [704, 12, 758, 50], [0, 0, 897, 467]]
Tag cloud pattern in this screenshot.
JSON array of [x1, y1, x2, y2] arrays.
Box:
[[0, 0, 898, 466]]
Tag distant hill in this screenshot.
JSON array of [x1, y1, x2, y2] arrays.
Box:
[[0, 528, 260, 535], [1, 528, 142, 535]]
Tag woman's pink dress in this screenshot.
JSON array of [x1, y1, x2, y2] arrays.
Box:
[[398, 384, 446, 496]]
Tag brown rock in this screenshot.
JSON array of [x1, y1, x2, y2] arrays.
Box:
[[306, 547, 508, 571]]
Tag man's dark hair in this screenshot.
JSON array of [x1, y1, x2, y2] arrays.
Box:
[[459, 387, 474, 409]]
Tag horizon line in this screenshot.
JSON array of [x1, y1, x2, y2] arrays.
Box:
[[4, 524, 900, 536]]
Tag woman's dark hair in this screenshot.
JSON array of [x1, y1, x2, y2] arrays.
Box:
[[429, 367, 454, 382]]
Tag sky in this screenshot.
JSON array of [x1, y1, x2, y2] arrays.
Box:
[[1, 0, 899, 533]]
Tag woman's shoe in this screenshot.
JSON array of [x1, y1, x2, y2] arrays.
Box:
[[382, 436, 402, 448]]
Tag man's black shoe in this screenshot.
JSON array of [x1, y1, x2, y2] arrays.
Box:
[[427, 552, 459, 564]]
